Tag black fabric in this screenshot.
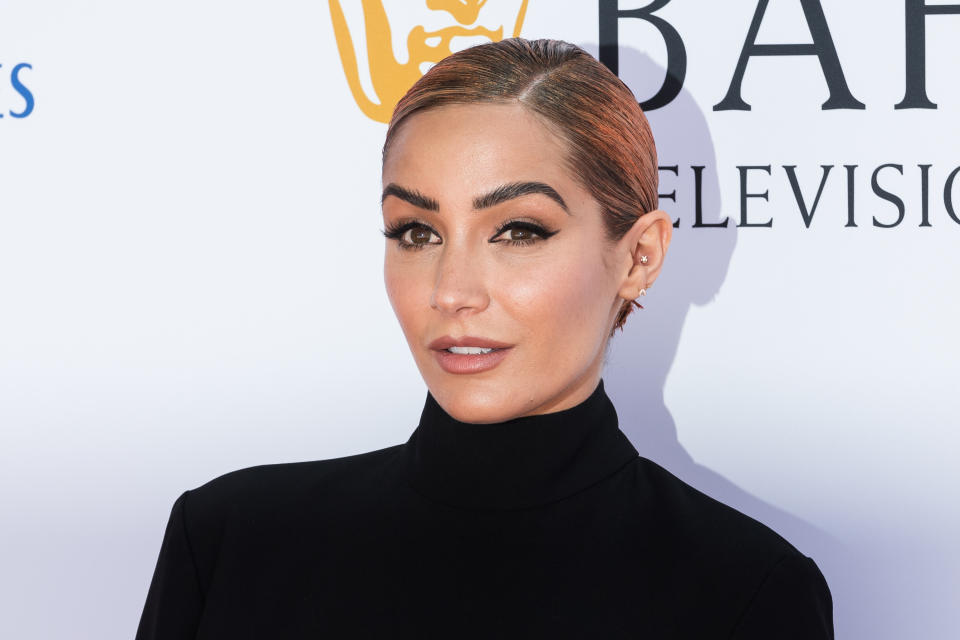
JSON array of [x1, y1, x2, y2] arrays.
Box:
[[136, 378, 834, 639]]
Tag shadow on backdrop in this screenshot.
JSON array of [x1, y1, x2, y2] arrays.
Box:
[[579, 44, 871, 639]]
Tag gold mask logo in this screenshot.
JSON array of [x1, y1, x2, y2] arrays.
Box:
[[330, 0, 529, 122]]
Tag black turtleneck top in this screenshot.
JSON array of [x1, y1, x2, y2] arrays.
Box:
[[136, 379, 833, 639]]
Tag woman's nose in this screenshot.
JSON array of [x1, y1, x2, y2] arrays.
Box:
[[429, 239, 490, 316]]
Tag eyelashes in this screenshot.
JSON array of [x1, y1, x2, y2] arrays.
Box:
[[381, 218, 559, 252]]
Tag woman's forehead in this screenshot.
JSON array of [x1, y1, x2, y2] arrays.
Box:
[[383, 103, 572, 185]]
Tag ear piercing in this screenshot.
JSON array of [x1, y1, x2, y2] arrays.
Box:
[[637, 256, 649, 298], [629, 256, 650, 302]]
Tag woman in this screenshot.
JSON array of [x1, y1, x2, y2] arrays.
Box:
[[136, 38, 833, 638]]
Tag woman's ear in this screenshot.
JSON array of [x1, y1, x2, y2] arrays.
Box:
[[616, 209, 673, 300]]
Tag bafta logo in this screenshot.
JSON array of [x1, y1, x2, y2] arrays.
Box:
[[329, 0, 530, 122]]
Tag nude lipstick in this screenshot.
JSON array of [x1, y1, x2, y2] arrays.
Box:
[[429, 335, 514, 375]]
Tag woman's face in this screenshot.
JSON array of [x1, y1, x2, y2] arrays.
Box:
[[381, 102, 658, 423]]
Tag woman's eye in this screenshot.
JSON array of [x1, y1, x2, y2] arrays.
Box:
[[401, 225, 441, 248], [382, 222, 441, 251], [493, 221, 555, 246]]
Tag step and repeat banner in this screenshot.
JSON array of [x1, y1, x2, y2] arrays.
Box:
[[1, 1, 958, 638]]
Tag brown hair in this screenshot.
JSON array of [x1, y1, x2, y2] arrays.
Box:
[[383, 38, 659, 336]]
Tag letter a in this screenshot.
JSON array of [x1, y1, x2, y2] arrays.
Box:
[[714, 0, 864, 111]]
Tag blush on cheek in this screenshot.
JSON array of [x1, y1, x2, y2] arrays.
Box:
[[506, 259, 604, 339], [553, 258, 615, 347], [383, 271, 403, 313], [384, 270, 418, 330], [556, 255, 608, 307]]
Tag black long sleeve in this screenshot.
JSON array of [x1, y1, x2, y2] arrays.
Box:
[[135, 379, 833, 638], [729, 553, 834, 639], [135, 492, 203, 640]]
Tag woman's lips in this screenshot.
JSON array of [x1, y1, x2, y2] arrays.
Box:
[[433, 347, 513, 374]]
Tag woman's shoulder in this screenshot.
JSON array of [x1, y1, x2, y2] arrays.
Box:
[[198, 442, 404, 491], [625, 456, 833, 637], [629, 454, 800, 555], [178, 442, 406, 531], [625, 455, 828, 592]]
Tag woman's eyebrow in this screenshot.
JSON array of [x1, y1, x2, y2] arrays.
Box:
[[381, 181, 569, 214], [473, 181, 569, 214], [381, 183, 440, 211]]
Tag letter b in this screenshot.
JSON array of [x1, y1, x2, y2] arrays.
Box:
[[598, 0, 687, 111]]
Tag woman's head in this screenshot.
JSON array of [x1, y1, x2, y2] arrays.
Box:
[[381, 38, 672, 423]]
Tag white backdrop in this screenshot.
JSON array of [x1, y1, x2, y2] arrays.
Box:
[[1, 2, 958, 638]]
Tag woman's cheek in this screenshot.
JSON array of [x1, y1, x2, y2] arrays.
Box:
[[498, 262, 580, 350], [384, 263, 421, 332], [498, 261, 560, 319]]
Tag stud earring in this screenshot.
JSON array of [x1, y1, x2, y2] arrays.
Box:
[[638, 288, 646, 297], [640, 255, 649, 264]]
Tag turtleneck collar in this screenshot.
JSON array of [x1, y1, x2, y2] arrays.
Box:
[[402, 378, 639, 510]]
